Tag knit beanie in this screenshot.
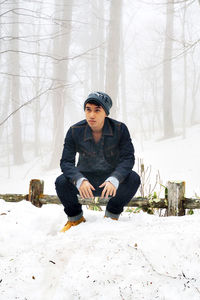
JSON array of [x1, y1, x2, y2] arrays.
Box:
[[84, 92, 112, 115]]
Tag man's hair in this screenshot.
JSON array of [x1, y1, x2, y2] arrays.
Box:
[[85, 100, 102, 108]]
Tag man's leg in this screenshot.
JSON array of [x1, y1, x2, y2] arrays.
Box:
[[105, 171, 141, 219], [55, 174, 83, 221]]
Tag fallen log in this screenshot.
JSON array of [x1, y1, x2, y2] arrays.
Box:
[[0, 193, 167, 207], [184, 198, 200, 209], [0, 194, 28, 202], [78, 196, 168, 209], [0, 192, 168, 208], [1, 193, 200, 209], [1, 180, 200, 216]]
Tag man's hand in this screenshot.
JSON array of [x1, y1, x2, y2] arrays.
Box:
[[99, 181, 116, 198], [79, 180, 95, 199]]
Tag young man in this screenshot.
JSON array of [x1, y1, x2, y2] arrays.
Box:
[[55, 92, 140, 232]]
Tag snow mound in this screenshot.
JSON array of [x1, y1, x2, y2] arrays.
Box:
[[1, 199, 200, 300]]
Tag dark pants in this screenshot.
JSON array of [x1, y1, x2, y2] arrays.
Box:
[[55, 171, 141, 219]]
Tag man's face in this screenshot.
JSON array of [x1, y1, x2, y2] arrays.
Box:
[[85, 103, 106, 131]]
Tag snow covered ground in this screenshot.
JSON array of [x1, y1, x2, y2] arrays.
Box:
[[1, 200, 200, 300], [0, 124, 200, 299]]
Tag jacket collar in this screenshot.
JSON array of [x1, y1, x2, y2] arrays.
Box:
[[84, 117, 113, 141]]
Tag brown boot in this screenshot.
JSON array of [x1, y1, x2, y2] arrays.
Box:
[[104, 216, 118, 221], [60, 216, 86, 232]]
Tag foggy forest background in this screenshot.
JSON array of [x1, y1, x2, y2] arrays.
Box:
[[0, 0, 200, 174]]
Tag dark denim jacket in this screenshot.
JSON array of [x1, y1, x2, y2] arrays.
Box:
[[60, 117, 135, 184]]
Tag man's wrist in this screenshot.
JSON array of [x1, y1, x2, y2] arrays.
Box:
[[106, 176, 119, 189], [76, 177, 87, 189]]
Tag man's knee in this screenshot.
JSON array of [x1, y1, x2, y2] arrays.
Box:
[[127, 171, 141, 188], [132, 171, 141, 187], [55, 174, 67, 191]]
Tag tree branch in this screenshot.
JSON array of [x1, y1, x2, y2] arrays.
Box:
[[0, 71, 66, 82], [0, 32, 70, 44], [0, 7, 89, 26], [0, 85, 52, 127], [0, 83, 76, 127], [137, 0, 195, 5], [0, 43, 105, 61], [148, 38, 200, 70], [0, 0, 9, 4]]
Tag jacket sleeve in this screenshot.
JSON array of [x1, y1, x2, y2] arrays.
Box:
[[110, 123, 135, 183], [60, 127, 84, 183]]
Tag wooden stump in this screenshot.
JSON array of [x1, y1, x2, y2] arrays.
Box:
[[28, 179, 44, 208], [167, 181, 185, 216]]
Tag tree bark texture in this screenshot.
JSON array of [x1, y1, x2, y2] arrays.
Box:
[[105, 0, 122, 118], [163, 0, 175, 138], [49, 0, 73, 169], [28, 179, 44, 208], [10, 3, 24, 164], [167, 181, 185, 216]]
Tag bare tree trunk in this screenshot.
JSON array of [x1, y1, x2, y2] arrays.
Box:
[[10, 3, 24, 164], [34, 4, 42, 157], [0, 5, 6, 140], [90, 0, 98, 90], [120, 43, 127, 123], [163, 0, 175, 138], [182, 2, 187, 138], [190, 68, 200, 125], [49, 0, 73, 169], [105, 0, 122, 118], [152, 78, 162, 135], [98, 1, 105, 91], [89, 1, 106, 91]]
